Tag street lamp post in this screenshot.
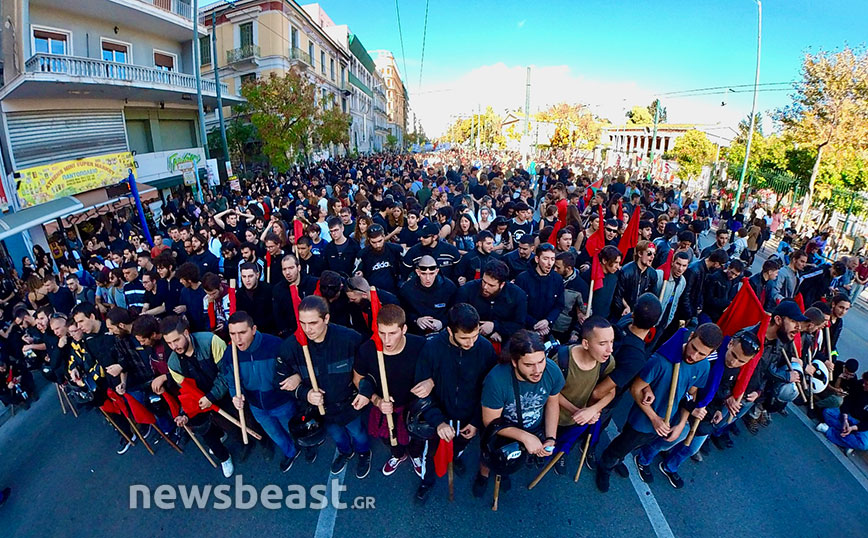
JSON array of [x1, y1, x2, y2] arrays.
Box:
[[734, 0, 762, 211], [191, 0, 208, 202], [212, 8, 231, 164]]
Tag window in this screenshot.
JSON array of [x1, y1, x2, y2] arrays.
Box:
[[239, 22, 253, 49], [309, 42, 315, 68], [33, 27, 69, 55], [102, 39, 130, 63], [320, 51, 325, 74], [159, 119, 196, 151], [340, 66, 345, 85], [330, 58, 334, 81], [240, 73, 257, 86], [199, 36, 211, 65], [126, 119, 153, 155], [291, 27, 299, 49], [342, 98, 347, 113], [154, 51, 176, 71]]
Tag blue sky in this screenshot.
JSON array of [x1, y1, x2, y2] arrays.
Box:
[[202, 0, 866, 136]]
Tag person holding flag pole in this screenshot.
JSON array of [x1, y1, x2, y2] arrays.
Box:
[[227, 279, 248, 445], [596, 324, 722, 493]]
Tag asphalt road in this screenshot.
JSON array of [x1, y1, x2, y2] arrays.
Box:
[[0, 237, 866, 538]]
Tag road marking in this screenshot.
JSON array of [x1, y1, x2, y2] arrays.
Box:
[[604, 423, 675, 538], [789, 403, 868, 494], [314, 448, 346, 538]]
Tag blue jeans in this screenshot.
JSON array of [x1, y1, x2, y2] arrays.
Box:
[[324, 415, 370, 455], [713, 403, 754, 437], [822, 408, 868, 451], [637, 425, 689, 468], [250, 400, 298, 459]]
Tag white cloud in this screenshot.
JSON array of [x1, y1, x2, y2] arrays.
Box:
[[517, 19, 526, 28], [409, 63, 761, 141]]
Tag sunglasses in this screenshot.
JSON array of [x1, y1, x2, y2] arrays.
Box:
[[417, 266, 438, 272], [605, 228, 619, 233]]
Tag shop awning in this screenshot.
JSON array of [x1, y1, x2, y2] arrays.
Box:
[[147, 174, 184, 191], [0, 196, 84, 242]]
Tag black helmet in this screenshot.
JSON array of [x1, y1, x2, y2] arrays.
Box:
[[480, 417, 527, 475], [405, 397, 437, 440], [288, 407, 326, 448]]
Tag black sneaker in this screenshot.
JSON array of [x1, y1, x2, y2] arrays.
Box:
[[699, 441, 710, 456], [472, 472, 489, 498], [116, 436, 133, 455], [355, 451, 372, 479], [585, 450, 596, 471], [452, 457, 466, 477], [634, 455, 654, 483], [779, 407, 789, 417], [744, 415, 760, 435], [331, 450, 354, 475], [554, 454, 567, 475], [658, 461, 684, 489], [710, 434, 728, 450], [614, 462, 629, 478], [281, 450, 300, 473], [415, 483, 433, 504], [304, 447, 318, 464], [239, 442, 255, 463], [595, 469, 611, 493], [141, 425, 154, 441]]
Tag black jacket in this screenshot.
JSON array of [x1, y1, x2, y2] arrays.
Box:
[[455, 249, 497, 282], [398, 274, 457, 334], [347, 289, 400, 339], [502, 249, 534, 281], [271, 275, 318, 338], [358, 243, 403, 295], [748, 272, 777, 312], [236, 282, 276, 335], [454, 280, 527, 338], [515, 268, 565, 327], [703, 271, 740, 322], [613, 262, 659, 316], [189, 250, 220, 277], [401, 240, 461, 281], [299, 253, 327, 278], [415, 330, 497, 428], [324, 237, 360, 276], [680, 259, 714, 320]]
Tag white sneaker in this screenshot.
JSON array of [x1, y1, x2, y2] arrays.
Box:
[[846, 448, 855, 456], [411, 457, 423, 478], [816, 423, 829, 433], [221, 456, 234, 478]]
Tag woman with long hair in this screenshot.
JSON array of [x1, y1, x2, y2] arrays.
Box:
[[436, 206, 454, 240], [353, 215, 373, 248], [450, 213, 478, 254]]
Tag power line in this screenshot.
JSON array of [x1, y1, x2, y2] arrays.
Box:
[[663, 87, 791, 99], [656, 81, 792, 97], [418, 0, 430, 92], [394, 0, 409, 85]]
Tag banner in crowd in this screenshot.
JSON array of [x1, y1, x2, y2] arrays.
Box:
[[16, 152, 136, 208]]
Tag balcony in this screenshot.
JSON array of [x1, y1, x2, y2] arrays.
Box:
[[289, 47, 311, 67], [348, 71, 372, 98], [226, 45, 260, 65], [5, 53, 243, 107], [137, 0, 192, 19]]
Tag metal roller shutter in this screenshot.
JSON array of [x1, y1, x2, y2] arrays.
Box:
[[7, 109, 128, 170]]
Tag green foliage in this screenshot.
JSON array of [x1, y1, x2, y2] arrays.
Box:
[[315, 96, 352, 150], [669, 129, 716, 179], [443, 106, 505, 148], [626, 105, 653, 125], [385, 134, 398, 151], [207, 107, 262, 170], [648, 100, 667, 124], [536, 103, 603, 149]]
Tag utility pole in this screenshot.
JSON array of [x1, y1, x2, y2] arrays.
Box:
[[734, 0, 762, 211], [212, 10, 230, 164], [476, 104, 482, 151], [191, 0, 209, 203], [523, 67, 531, 153]]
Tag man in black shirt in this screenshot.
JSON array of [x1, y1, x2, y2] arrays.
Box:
[[455, 231, 497, 286], [398, 255, 457, 335], [40, 275, 75, 316], [503, 234, 536, 281], [324, 217, 360, 276], [359, 225, 403, 295], [455, 260, 527, 346], [236, 262, 275, 335], [353, 304, 426, 477], [509, 202, 536, 245], [296, 236, 326, 277], [188, 234, 220, 276], [580, 246, 621, 320], [271, 254, 318, 338], [263, 234, 287, 285], [401, 222, 461, 282]]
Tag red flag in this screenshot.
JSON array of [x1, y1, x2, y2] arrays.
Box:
[[793, 293, 806, 358], [370, 287, 383, 351], [313, 281, 322, 297], [617, 199, 624, 222], [717, 277, 766, 337], [474, 269, 481, 280], [658, 249, 675, 280], [732, 314, 771, 400], [207, 300, 216, 329], [100, 398, 120, 415], [583, 186, 594, 205], [121, 393, 157, 425], [617, 207, 640, 260], [434, 437, 454, 477], [590, 254, 604, 291], [163, 392, 181, 418], [548, 220, 563, 245], [228, 283, 237, 315], [293, 219, 304, 245], [178, 378, 220, 418], [291, 285, 308, 346], [585, 205, 606, 257], [589, 177, 603, 189], [266, 251, 272, 269], [794, 293, 805, 312]]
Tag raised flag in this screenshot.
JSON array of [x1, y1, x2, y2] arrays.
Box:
[[293, 219, 304, 245], [291, 285, 308, 346], [228, 283, 237, 315], [369, 287, 384, 351], [590, 254, 605, 292], [617, 207, 640, 260], [717, 278, 765, 337], [657, 328, 688, 364], [548, 219, 563, 245], [732, 314, 771, 400], [207, 300, 216, 329], [584, 205, 606, 257], [617, 199, 625, 223], [266, 251, 272, 270], [658, 249, 675, 280]]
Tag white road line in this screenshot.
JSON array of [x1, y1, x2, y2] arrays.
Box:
[[788, 403, 868, 494], [604, 423, 675, 538], [314, 448, 346, 538]]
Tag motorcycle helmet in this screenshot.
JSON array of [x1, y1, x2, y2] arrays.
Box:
[[480, 417, 527, 476]]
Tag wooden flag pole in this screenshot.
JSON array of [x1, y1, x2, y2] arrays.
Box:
[[123, 414, 155, 456], [62, 388, 78, 418], [684, 417, 701, 447], [807, 346, 815, 410], [781, 349, 808, 403], [215, 408, 263, 440], [664, 362, 681, 423], [376, 354, 397, 447], [154, 428, 184, 454], [231, 341, 249, 445], [183, 424, 217, 468], [303, 345, 326, 415], [658, 278, 668, 302], [573, 433, 592, 483], [824, 325, 834, 365], [101, 409, 133, 445], [56, 384, 67, 415], [492, 474, 502, 511], [528, 452, 564, 490], [586, 285, 595, 318]]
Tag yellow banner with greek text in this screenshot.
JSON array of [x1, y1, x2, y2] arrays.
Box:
[[16, 152, 136, 208]]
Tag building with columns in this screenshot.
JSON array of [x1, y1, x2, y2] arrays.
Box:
[[603, 124, 736, 156]]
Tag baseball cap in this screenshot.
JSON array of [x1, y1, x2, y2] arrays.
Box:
[[421, 222, 440, 237], [772, 300, 809, 322]]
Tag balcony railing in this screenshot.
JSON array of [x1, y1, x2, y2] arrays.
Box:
[[348, 71, 372, 97], [137, 0, 193, 20], [25, 53, 227, 94], [226, 45, 260, 64], [289, 47, 311, 65]]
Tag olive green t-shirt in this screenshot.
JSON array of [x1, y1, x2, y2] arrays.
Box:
[[557, 347, 615, 427]]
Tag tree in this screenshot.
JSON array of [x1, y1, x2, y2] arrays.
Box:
[[775, 46, 868, 229], [668, 129, 716, 180], [385, 134, 398, 151], [626, 105, 653, 124], [737, 111, 764, 139], [207, 106, 262, 171], [241, 71, 318, 171], [648, 100, 667, 124], [536, 103, 603, 149], [314, 96, 351, 152], [442, 106, 505, 148]]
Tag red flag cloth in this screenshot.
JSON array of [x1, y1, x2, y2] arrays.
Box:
[[123, 393, 158, 425], [794, 293, 805, 312], [658, 249, 675, 280], [584, 186, 594, 205], [313, 281, 322, 297], [228, 285, 237, 315], [178, 378, 220, 418], [548, 220, 563, 245], [293, 219, 304, 245], [100, 398, 120, 415], [162, 392, 181, 418], [732, 314, 771, 400], [617, 199, 624, 222], [208, 300, 216, 329], [434, 438, 454, 477], [589, 177, 603, 189], [291, 285, 308, 346], [716, 278, 766, 337], [793, 294, 805, 358], [617, 207, 641, 260], [369, 287, 384, 351], [590, 254, 604, 291], [556, 198, 568, 225], [474, 269, 481, 280], [585, 205, 606, 257], [266, 252, 272, 269]]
